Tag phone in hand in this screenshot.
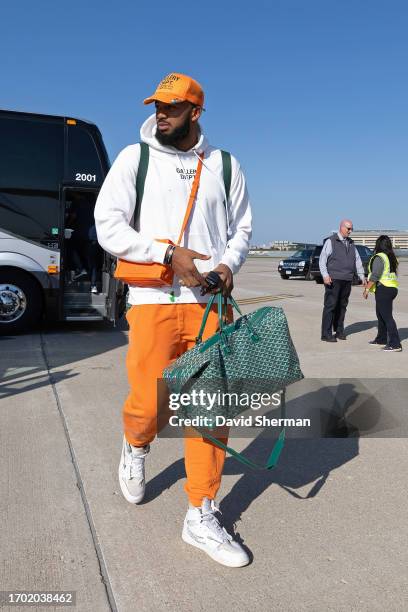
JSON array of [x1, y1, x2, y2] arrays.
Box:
[[200, 271, 221, 295]]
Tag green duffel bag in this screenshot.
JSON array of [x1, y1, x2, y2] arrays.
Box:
[[163, 292, 304, 469]]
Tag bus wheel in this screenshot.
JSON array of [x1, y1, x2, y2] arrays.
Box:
[[0, 270, 43, 334]]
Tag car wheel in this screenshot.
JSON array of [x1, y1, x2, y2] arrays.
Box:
[[0, 269, 43, 334], [280, 274, 289, 280]]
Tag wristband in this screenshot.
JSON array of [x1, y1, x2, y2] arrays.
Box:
[[164, 245, 176, 265]]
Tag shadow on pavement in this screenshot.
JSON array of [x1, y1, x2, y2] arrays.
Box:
[[144, 383, 368, 541], [0, 317, 129, 398], [397, 327, 408, 341], [39, 316, 129, 368], [344, 321, 407, 343], [0, 369, 79, 399], [344, 320, 377, 335]]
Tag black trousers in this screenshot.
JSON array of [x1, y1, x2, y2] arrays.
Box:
[[321, 279, 352, 338], [88, 240, 102, 285], [375, 284, 401, 348], [68, 235, 89, 272]]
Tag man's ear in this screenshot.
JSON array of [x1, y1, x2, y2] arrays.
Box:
[[191, 105, 202, 123]]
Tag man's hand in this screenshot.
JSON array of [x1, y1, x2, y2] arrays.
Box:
[[203, 264, 234, 297], [361, 278, 368, 287], [323, 275, 332, 285], [171, 246, 209, 288]]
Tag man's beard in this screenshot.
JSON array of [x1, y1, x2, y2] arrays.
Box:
[[155, 115, 191, 147]]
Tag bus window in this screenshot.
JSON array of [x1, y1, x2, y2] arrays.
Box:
[[0, 117, 62, 247], [67, 126, 104, 186], [0, 117, 63, 190], [0, 191, 60, 249]]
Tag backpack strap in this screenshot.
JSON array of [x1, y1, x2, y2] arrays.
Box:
[[221, 150, 231, 206], [133, 145, 230, 227], [132, 142, 149, 229]]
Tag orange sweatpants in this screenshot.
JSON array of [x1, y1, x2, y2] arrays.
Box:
[[123, 303, 230, 507]]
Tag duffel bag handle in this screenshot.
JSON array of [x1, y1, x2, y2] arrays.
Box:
[[195, 293, 260, 344], [196, 293, 242, 344], [218, 293, 260, 344], [195, 294, 217, 344]]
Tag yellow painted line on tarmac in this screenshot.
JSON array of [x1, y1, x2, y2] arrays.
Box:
[[236, 294, 303, 305]]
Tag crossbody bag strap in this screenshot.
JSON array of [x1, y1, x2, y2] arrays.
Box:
[[132, 142, 149, 229], [176, 154, 204, 246]]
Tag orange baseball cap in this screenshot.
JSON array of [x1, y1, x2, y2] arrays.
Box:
[[144, 73, 204, 107]]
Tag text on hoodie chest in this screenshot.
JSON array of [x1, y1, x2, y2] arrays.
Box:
[[176, 167, 197, 180], [146, 157, 225, 209]]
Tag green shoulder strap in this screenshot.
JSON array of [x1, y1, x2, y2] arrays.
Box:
[[132, 142, 149, 228], [221, 150, 231, 206], [202, 426, 286, 470], [134, 145, 229, 226], [198, 390, 286, 470]]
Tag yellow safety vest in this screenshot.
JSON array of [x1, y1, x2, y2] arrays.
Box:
[[368, 252, 399, 292]]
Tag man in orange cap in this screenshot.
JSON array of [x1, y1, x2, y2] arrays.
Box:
[[95, 72, 252, 567]]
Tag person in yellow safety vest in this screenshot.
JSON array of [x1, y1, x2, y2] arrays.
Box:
[[363, 235, 402, 352]]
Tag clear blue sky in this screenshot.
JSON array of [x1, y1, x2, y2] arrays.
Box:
[[2, 0, 407, 244]]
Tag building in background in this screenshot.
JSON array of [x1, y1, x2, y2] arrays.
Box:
[[270, 240, 317, 251], [250, 231, 408, 253], [351, 230, 408, 249]]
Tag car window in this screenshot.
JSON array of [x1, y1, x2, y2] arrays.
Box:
[[292, 249, 314, 258], [356, 245, 370, 257]]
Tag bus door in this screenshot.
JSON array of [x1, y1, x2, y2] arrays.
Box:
[[60, 187, 125, 323], [61, 187, 103, 320]]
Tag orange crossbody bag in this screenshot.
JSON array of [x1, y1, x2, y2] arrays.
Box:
[[114, 146, 204, 286]]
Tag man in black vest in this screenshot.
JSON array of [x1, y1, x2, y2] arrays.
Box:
[[319, 219, 366, 341]]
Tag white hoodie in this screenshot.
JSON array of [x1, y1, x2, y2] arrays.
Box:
[[94, 114, 252, 304]]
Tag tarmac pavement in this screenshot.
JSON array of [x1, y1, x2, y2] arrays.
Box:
[[1, 258, 407, 612]]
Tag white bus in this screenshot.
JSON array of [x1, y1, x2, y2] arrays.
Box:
[[0, 109, 126, 333]]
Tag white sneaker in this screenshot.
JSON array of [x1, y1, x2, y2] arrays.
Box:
[[118, 436, 149, 504], [182, 498, 250, 567], [91, 285, 98, 294]]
